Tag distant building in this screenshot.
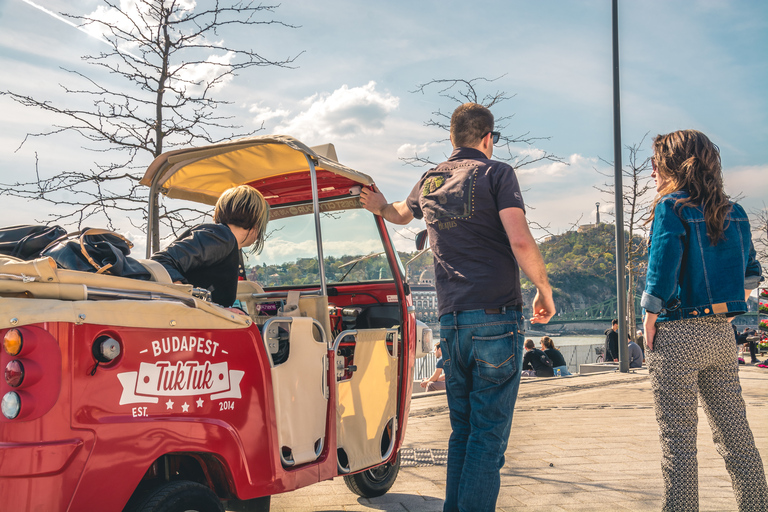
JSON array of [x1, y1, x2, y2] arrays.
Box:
[[411, 283, 438, 324]]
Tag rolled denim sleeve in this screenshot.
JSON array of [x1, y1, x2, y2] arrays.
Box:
[[642, 199, 685, 314], [744, 241, 763, 289]]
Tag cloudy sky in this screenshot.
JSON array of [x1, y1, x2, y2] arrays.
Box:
[[0, 0, 766, 255]]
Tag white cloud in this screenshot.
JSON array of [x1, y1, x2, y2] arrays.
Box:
[[249, 102, 291, 126], [723, 164, 768, 210], [173, 51, 235, 94], [517, 153, 599, 179], [395, 141, 445, 158], [274, 82, 400, 143]]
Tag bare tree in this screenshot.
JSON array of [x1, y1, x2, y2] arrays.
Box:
[[751, 204, 768, 271], [403, 76, 565, 169], [595, 135, 655, 336], [1, 0, 300, 234], [405, 76, 565, 237]]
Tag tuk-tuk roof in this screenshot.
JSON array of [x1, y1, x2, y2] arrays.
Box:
[[140, 135, 374, 206]]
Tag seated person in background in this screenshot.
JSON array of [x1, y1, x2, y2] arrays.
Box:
[[628, 337, 644, 368], [420, 341, 445, 391], [635, 329, 645, 355], [152, 185, 270, 307], [522, 339, 554, 377], [540, 336, 571, 376]]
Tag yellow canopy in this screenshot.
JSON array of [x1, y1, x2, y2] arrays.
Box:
[[140, 135, 374, 206]]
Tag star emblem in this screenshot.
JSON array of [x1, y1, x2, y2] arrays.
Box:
[[165, 399, 174, 410], [181, 402, 190, 412], [196, 398, 204, 408]]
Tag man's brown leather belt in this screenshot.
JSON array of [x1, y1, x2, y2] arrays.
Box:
[[483, 306, 522, 314]]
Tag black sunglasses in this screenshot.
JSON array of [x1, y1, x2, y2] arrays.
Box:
[[485, 131, 501, 144]]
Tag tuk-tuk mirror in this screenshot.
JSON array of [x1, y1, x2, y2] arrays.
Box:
[[415, 230, 429, 251]]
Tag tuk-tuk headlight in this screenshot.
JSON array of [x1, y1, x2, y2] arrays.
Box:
[[1, 391, 20, 419]]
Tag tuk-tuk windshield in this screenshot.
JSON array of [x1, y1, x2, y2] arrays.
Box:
[[243, 205, 394, 287]]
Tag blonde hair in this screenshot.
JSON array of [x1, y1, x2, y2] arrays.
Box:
[[213, 185, 270, 254], [648, 130, 731, 244]]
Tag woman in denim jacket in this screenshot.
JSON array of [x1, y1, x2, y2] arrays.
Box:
[[642, 129, 767, 511]]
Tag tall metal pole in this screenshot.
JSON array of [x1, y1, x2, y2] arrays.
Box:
[[612, 0, 629, 372]]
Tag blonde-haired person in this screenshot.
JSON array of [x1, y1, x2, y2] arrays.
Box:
[[152, 185, 270, 307], [540, 336, 570, 376], [642, 129, 766, 511]]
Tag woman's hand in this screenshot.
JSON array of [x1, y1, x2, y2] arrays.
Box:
[[643, 312, 658, 351]]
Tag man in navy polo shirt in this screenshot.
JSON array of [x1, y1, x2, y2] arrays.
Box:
[[361, 103, 555, 512]]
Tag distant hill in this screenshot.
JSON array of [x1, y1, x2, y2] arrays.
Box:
[[527, 223, 646, 315]]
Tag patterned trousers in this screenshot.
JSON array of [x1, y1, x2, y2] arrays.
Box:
[[648, 315, 768, 512]]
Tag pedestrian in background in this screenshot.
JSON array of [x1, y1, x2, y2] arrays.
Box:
[[627, 337, 643, 369], [603, 319, 619, 362], [540, 336, 571, 376], [421, 341, 445, 391], [635, 329, 645, 355], [361, 103, 555, 512], [642, 129, 767, 511]]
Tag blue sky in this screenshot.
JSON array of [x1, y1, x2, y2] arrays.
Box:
[[1, 0, 766, 255]]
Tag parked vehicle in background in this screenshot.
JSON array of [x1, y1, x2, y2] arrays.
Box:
[[0, 135, 432, 511]]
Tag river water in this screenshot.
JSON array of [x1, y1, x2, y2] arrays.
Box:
[[531, 334, 604, 347]]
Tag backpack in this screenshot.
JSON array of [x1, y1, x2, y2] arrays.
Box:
[[539, 350, 553, 368], [0, 225, 67, 260], [41, 228, 152, 280]]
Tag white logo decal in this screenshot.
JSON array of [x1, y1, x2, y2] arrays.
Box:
[[118, 361, 244, 405]]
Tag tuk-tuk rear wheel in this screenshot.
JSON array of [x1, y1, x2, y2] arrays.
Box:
[[343, 452, 400, 498], [127, 480, 224, 512]]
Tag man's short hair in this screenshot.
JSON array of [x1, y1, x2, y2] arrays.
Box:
[[450, 103, 494, 148], [612, 319, 619, 326], [524, 339, 535, 350]]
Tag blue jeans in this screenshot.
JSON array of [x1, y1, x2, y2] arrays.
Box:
[[440, 308, 525, 512]]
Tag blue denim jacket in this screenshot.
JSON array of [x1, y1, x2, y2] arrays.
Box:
[[641, 192, 763, 322]]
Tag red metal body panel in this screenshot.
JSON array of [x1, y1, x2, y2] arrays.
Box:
[[0, 320, 343, 511]]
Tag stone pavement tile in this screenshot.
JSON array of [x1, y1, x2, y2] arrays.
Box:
[[361, 492, 431, 506], [700, 486, 741, 500], [302, 493, 363, 507], [699, 478, 733, 490], [343, 503, 407, 511], [616, 489, 664, 501], [617, 500, 664, 511], [271, 508, 344, 512], [500, 489, 572, 508], [496, 506, 568, 512], [564, 489, 642, 504], [518, 471, 596, 486], [492, 492, 527, 508], [271, 495, 314, 510], [699, 497, 739, 511], [517, 482, 585, 495], [552, 502, 637, 511], [578, 472, 640, 482]]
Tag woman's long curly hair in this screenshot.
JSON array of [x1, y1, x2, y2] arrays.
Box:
[[648, 129, 731, 244]]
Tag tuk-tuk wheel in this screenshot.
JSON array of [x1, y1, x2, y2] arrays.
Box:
[[343, 452, 400, 498], [127, 480, 224, 512]]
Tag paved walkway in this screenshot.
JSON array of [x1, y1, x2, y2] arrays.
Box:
[[270, 366, 768, 511]]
